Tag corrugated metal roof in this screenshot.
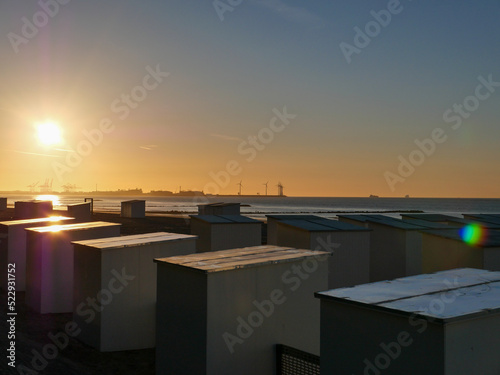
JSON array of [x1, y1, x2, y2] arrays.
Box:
[[266, 214, 323, 221], [278, 220, 336, 232], [316, 268, 500, 322], [307, 218, 370, 231], [366, 217, 425, 230], [0, 216, 73, 226], [479, 214, 500, 219], [400, 213, 459, 222], [371, 217, 463, 230], [72, 232, 197, 250], [481, 214, 500, 218], [421, 228, 500, 247], [337, 214, 430, 230], [340, 214, 458, 230], [155, 245, 329, 273], [401, 218, 459, 229], [446, 217, 500, 229], [26, 221, 121, 233], [277, 218, 370, 232], [336, 214, 388, 222], [122, 200, 145, 204], [190, 215, 261, 224], [463, 214, 500, 225]]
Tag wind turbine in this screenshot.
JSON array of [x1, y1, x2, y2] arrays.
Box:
[[263, 181, 269, 196], [237, 180, 243, 195], [276, 182, 284, 196]]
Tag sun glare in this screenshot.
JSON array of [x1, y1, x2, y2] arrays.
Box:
[[36, 195, 61, 207], [49, 216, 67, 222], [36, 121, 62, 146], [47, 225, 64, 233]]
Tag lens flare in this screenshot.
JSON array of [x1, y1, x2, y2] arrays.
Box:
[[459, 223, 486, 246]]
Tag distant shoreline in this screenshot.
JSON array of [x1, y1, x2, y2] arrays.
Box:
[[2, 192, 500, 199], [0, 192, 287, 198]]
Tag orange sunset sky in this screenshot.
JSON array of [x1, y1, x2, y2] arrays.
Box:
[[1, 1, 499, 197]]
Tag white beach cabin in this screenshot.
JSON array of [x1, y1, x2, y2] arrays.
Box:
[[154, 246, 328, 375], [421, 228, 500, 273], [190, 215, 262, 252], [67, 201, 92, 222], [14, 200, 53, 219], [339, 214, 459, 282], [0, 216, 74, 291], [265, 214, 322, 245], [316, 268, 500, 375], [72, 232, 197, 351], [121, 200, 146, 218], [273, 217, 370, 288], [25, 221, 121, 313]]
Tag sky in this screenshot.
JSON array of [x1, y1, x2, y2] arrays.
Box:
[[0, 0, 499, 197]]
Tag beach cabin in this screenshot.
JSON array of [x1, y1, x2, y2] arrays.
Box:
[[421, 228, 500, 273], [121, 200, 146, 218], [266, 215, 321, 245], [339, 214, 458, 282], [67, 201, 92, 222], [0, 197, 6, 211], [14, 200, 53, 219], [154, 246, 328, 375], [198, 202, 240, 215], [190, 215, 262, 252], [273, 217, 370, 288], [72, 232, 197, 351], [25, 222, 121, 314], [0, 216, 74, 291], [364, 217, 458, 282], [315, 268, 500, 375]]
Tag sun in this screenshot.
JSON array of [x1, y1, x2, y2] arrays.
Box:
[[37, 121, 62, 146]]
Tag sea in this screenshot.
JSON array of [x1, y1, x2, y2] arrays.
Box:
[[3, 194, 500, 219]]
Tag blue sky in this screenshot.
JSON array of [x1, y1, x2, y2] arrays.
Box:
[[0, 1, 499, 197]]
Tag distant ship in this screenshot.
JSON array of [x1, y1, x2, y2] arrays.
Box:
[[369, 194, 379, 198]]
